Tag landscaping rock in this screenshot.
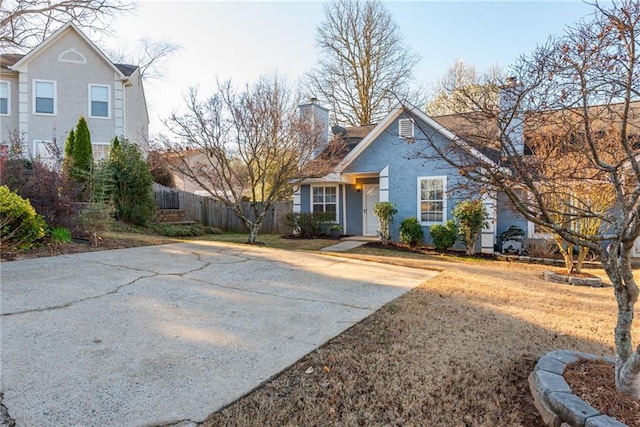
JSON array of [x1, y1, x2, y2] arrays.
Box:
[[530, 350, 626, 427]]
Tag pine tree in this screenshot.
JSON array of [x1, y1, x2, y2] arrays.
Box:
[[72, 117, 93, 180], [62, 129, 75, 174]]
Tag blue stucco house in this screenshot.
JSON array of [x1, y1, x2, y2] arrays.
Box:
[[294, 99, 514, 253], [295, 95, 640, 257]]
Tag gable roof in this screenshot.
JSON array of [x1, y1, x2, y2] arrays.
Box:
[[335, 100, 499, 173], [0, 53, 23, 72], [114, 63, 138, 77], [9, 22, 130, 78]]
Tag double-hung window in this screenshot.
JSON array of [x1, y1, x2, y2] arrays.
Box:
[[34, 80, 56, 115], [89, 84, 110, 118], [92, 143, 109, 161], [33, 140, 55, 165], [418, 176, 446, 224], [0, 81, 9, 115], [312, 186, 337, 221]]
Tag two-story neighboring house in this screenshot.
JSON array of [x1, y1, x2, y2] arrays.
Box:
[[0, 22, 149, 162]]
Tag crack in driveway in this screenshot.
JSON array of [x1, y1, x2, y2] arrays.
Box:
[[1, 252, 216, 317], [181, 275, 376, 311], [0, 243, 434, 426], [1, 274, 158, 317]]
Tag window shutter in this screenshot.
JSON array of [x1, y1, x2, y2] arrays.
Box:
[[399, 118, 414, 138]]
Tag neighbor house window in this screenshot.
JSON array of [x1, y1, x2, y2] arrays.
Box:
[[312, 186, 337, 221], [34, 80, 56, 115], [89, 84, 110, 118], [33, 140, 55, 165], [92, 143, 109, 161], [418, 176, 446, 224], [0, 81, 9, 115]]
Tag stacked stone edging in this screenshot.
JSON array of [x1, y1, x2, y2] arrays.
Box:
[[529, 350, 626, 427], [493, 252, 603, 270], [542, 271, 604, 287]]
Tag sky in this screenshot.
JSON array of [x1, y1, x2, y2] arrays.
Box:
[[103, 0, 600, 137]]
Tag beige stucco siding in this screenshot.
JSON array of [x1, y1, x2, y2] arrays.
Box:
[[2, 23, 149, 159], [0, 73, 19, 145], [16, 28, 123, 153], [124, 69, 149, 149]]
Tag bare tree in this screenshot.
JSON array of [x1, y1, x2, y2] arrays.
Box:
[[305, 0, 420, 126], [105, 38, 181, 81], [160, 75, 328, 243], [425, 60, 502, 117], [0, 0, 135, 51], [406, 0, 640, 398]]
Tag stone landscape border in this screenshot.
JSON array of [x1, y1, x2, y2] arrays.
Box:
[[542, 271, 603, 287], [529, 350, 626, 427]]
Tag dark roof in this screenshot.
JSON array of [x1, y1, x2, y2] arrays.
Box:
[[114, 63, 138, 76], [0, 54, 24, 71]]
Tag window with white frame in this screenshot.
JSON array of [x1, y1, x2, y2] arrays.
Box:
[[418, 176, 446, 224], [89, 84, 110, 118], [312, 186, 337, 221], [0, 81, 9, 115], [399, 118, 414, 139], [34, 80, 56, 115], [92, 143, 109, 161], [33, 140, 55, 164]]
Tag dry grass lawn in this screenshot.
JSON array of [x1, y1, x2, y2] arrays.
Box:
[[203, 249, 632, 427]]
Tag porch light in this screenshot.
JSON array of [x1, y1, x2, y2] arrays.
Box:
[[355, 183, 361, 192]]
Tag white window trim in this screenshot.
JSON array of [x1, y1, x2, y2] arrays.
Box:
[[91, 142, 110, 161], [399, 118, 414, 139], [310, 184, 339, 221], [0, 80, 9, 116], [33, 139, 55, 160], [88, 84, 111, 119], [417, 175, 447, 226], [33, 79, 57, 115]]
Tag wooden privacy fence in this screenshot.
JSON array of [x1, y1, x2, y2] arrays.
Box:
[[152, 184, 293, 234]]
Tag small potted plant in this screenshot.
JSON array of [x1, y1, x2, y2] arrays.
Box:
[[330, 223, 342, 239]]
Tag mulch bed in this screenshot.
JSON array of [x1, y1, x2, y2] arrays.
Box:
[[564, 359, 640, 426], [362, 241, 496, 260]]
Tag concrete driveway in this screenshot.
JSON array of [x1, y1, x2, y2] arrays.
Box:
[[0, 241, 437, 426]]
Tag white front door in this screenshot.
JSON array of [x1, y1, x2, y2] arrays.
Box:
[[363, 184, 380, 236]]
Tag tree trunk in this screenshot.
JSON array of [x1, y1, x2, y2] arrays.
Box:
[[245, 204, 269, 244], [247, 223, 260, 244], [576, 246, 588, 274], [615, 330, 640, 398], [603, 245, 640, 398], [554, 236, 574, 274]]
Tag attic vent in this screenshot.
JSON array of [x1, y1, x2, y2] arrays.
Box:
[[58, 48, 86, 64], [398, 118, 414, 139]]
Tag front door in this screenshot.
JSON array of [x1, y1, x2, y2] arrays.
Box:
[[363, 184, 380, 236]]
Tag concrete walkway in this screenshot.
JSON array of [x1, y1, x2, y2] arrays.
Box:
[[0, 241, 436, 427], [320, 236, 377, 252], [319, 240, 369, 252]]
